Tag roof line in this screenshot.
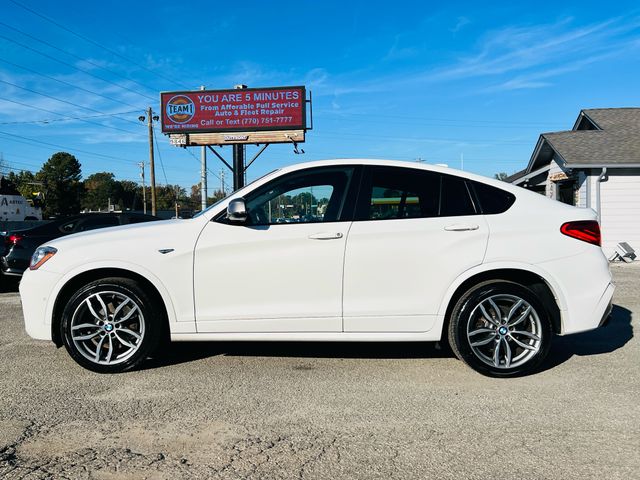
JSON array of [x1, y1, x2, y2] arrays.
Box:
[[525, 135, 545, 173], [567, 163, 640, 168], [511, 164, 551, 185], [526, 135, 571, 173], [540, 135, 570, 168], [575, 110, 603, 131]]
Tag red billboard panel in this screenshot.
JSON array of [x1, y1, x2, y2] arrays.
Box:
[[161, 86, 306, 134]]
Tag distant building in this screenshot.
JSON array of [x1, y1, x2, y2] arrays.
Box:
[[507, 108, 640, 256]]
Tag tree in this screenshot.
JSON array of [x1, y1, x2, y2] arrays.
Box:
[[494, 172, 509, 181], [5, 170, 38, 198], [114, 180, 141, 211], [83, 172, 117, 211], [37, 152, 83, 217], [189, 184, 226, 211]]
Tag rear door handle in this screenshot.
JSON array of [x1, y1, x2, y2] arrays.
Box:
[[444, 224, 479, 231], [308, 232, 344, 240]]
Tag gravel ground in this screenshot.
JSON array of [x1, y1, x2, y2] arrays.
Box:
[[0, 264, 638, 479]]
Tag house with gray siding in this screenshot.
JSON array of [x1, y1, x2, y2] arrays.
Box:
[[507, 108, 640, 257]]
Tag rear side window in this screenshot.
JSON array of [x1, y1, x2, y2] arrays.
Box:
[[470, 181, 516, 214], [366, 167, 439, 220], [358, 167, 480, 220], [439, 175, 476, 217]]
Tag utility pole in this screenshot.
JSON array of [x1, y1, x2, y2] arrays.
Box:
[[144, 107, 157, 216], [138, 162, 147, 214], [200, 85, 208, 211], [175, 185, 180, 219], [220, 169, 225, 196]]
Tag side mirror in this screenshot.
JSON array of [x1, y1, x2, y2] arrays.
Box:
[[226, 198, 248, 223]]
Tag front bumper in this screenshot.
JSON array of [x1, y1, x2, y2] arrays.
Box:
[[19, 268, 60, 341]]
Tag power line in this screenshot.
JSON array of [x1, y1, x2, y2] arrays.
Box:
[[0, 97, 142, 135], [152, 127, 170, 186], [320, 111, 565, 127], [184, 145, 228, 192], [0, 129, 140, 164], [317, 130, 534, 145], [8, 0, 190, 89], [0, 81, 143, 128], [0, 56, 145, 110], [0, 103, 139, 125], [0, 21, 163, 99], [0, 33, 157, 102]]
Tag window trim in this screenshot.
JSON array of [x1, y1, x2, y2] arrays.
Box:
[[355, 165, 481, 222], [467, 180, 517, 215], [215, 165, 363, 226]]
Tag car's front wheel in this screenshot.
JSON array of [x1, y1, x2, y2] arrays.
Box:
[[60, 277, 163, 373], [448, 280, 552, 377]]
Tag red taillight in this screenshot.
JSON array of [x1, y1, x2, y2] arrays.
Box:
[[560, 221, 601, 246], [7, 234, 24, 246]]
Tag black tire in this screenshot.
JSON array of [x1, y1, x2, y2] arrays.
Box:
[[60, 277, 164, 373], [448, 280, 552, 377]]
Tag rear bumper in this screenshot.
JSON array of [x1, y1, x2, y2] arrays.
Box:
[[1, 251, 29, 276], [561, 281, 615, 335], [538, 248, 614, 335], [597, 293, 614, 328]]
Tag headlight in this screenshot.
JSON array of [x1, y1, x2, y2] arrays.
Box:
[[30, 246, 57, 270]]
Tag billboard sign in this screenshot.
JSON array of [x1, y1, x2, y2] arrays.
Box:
[[161, 86, 306, 134]]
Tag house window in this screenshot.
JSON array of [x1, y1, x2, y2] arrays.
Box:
[[556, 179, 577, 206]]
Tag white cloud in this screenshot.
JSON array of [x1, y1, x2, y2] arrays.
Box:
[[450, 16, 471, 34], [318, 15, 640, 96]]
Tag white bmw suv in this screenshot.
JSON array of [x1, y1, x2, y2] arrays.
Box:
[[20, 160, 614, 376]]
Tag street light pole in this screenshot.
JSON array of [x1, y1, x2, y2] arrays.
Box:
[[138, 162, 147, 214]]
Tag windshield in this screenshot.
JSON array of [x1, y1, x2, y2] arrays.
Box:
[[193, 169, 280, 218]]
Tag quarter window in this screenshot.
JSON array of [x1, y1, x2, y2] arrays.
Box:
[[470, 181, 516, 214]]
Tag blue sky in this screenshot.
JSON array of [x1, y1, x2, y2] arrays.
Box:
[[1, 0, 639, 192]]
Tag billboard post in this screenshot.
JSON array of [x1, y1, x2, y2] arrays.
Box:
[[200, 85, 207, 210]]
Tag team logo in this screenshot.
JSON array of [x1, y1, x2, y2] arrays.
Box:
[[166, 95, 195, 123]]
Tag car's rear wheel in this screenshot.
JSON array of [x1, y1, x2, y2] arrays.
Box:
[[60, 277, 163, 373], [448, 280, 552, 377]]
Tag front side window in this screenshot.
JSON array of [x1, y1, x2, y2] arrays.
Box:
[[242, 167, 354, 225]]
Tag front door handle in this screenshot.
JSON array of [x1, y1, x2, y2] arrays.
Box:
[[308, 232, 344, 240], [444, 224, 479, 231]]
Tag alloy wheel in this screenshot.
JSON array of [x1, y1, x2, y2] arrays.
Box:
[[466, 294, 542, 369], [70, 291, 145, 366]]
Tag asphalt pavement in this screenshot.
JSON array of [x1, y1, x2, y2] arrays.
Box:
[[0, 264, 638, 479]]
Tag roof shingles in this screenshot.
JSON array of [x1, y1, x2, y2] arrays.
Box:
[[542, 108, 640, 166]]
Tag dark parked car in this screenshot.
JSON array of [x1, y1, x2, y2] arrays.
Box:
[[1, 213, 159, 278]]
